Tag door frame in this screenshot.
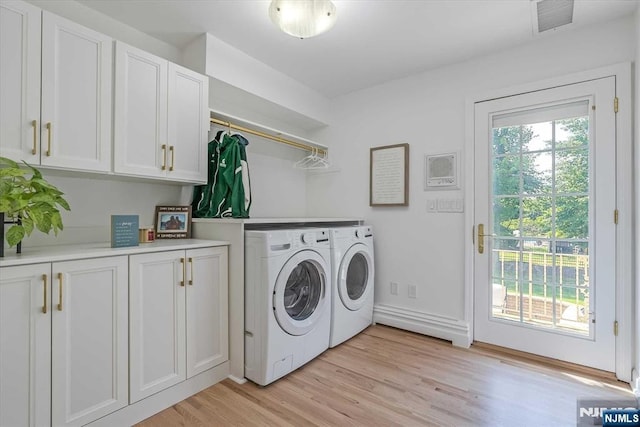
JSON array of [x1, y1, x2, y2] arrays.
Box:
[[463, 62, 633, 382]]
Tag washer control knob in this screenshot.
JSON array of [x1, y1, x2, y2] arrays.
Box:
[[355, 229, 363, 239], [301, 232, 315, 244]]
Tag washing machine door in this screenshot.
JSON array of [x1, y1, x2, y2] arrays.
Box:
[[338, 244, 374, 311], [273, 250, 328, 336]]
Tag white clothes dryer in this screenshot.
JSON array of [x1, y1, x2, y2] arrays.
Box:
[[329, 225, 375, 348], [244, 228, 331, 386]]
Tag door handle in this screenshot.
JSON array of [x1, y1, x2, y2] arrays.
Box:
[[42, 274, 48, 314], [180, 257, 185, 286], [57, 272, 63, 311], [161, 144, 167, 170], [188, 257, 193, 285], [32, 120, 38, 155], [169, 146, 175, 171], [46, 122, 52, 156], [477, 224, 496, 254]]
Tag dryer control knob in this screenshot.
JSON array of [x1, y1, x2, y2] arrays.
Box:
[[301, 232, 315, 244], [355, 229, 363, 239]]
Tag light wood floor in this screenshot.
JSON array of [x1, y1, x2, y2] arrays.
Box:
[[137, 325, 634, 427]]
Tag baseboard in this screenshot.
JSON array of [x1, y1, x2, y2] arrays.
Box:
[[86, 361, 230, 427], [373, 304, 471, 347], [228, 374, 247, 384]]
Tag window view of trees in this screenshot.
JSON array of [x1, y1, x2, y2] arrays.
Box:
[[492, 117, 589, 252]]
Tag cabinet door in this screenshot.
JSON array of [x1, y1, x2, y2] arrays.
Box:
[[51, 256, 128, 427], [186, 246, 228, 378], [40, 11, 112, 172], [129, 250, 186, 403], [167, 63, 208, 183], [0, 263, 50, 427], [0, 0, 41, 163], [114, 42, 168, 178]]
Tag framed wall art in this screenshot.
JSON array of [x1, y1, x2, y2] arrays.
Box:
[[370, 143, 409, 206], [154, 206, 192, 239]]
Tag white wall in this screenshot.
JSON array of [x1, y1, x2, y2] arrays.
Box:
[[308, 16, 637, 332]]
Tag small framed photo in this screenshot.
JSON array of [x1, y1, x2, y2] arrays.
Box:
[[155, 206, 192, 239]]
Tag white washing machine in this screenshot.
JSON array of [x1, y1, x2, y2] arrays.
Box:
[[244, 228, 331, 386], [329, 225, 375, 348]]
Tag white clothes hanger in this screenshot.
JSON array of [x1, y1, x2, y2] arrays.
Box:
[[294, 147, 330, 169]]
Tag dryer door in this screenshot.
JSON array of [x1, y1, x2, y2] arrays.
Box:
[[338, 244, 374, 311], [273, 250, 328, 336]]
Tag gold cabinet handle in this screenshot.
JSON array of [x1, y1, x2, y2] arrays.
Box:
[[161, 144, 167, 170], [188, 257, 193, 285], [180, 257, 185, 286], [32, 120, 38, 155], [57, 272, 63, 311], [169, 146, 175, 171], [46, 122, 52, 156], [42, 274, 48, 314]]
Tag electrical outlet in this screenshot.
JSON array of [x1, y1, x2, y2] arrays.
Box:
[[390, 282, 399, 295], [408, 284, 417, 299]]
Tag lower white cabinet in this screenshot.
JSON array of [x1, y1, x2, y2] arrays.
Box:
[[129, 246, 228, 403], [0, 243, 228, 426], [0, 256, 128, 427], [0, 263, 51, 427], [51, 257, 129, 427]]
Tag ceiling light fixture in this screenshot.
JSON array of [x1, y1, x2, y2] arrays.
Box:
[[269, 0, 337, 39]]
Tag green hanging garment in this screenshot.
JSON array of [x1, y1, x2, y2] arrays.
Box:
[[192, 131, 251, 218]]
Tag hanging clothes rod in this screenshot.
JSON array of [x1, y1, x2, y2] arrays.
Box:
[[210, 117, 326, 156]]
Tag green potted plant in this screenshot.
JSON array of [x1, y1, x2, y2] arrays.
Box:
[[0, 156, 70, 256]]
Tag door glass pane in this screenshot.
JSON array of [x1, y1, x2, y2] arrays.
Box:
[[490, 101, 591, 336], [284, 261, 322, 320], [346, 253, 368, 300]]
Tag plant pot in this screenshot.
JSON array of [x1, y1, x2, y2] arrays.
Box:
[[1, 212, 23, 257], [0, 212, 3, 258]]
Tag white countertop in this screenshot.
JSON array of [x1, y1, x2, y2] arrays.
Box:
[[192, 217, 362, 224], [0, 239, 229, 267]]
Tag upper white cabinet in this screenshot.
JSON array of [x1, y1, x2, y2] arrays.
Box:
[[167, 63, 209, 182], [40, 12, 112, 172], [0, 0, 41, 164], [114, 42, 208, 183], [0, 1, 112, 172]]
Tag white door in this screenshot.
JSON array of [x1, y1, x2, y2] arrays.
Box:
[[41, 12, 112, 172], [0, 0, 41, 163], [186, 247, 229, 378], [51, 256, 128, 426], [0, 263, 50, 427], [129, 250, 186, 403], [113, 41, 168, 178], [473, 78, 616, 371], [167, 63, 208, 183]]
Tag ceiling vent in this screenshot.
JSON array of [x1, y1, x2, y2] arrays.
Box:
[[532, 0, 574, 34]]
